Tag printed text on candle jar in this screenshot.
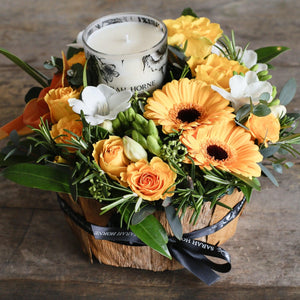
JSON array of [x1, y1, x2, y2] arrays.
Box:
[[114, 81, 156, 92]]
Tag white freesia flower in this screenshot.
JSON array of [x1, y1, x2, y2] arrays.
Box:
[[67, 31, 84, 49], [235, 46, 268, 72], [211, 71, 273, 111], [68, 84, 132, 126], [212, 44, 267, 72], [270, 104, 287, 119], [122, 136, 147, 162]]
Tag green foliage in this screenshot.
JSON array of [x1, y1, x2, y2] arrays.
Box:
[[181, 7, 198, 18], [0, 47, 49, 87], [255, 46, 290, 64]]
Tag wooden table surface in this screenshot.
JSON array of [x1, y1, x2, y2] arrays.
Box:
[[0, 0, 299, 299]]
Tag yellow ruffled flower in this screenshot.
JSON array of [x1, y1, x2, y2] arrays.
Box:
[[163, 15, 222, 59], [44, 87, 82, 123], [50, 114, 83, 152], [245, 113, 280, 147], [194, 54, 249, 89]]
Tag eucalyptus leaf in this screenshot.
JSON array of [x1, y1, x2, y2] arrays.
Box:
[[259, 92, 271, 101], [272, 163, 283, 174], [253, 104, 271, 117], [279, 78, 297, 105], [235, 104, 251, 122], [255, 46, 289, 63], [259, 163, 279, 187], [165, 204, 183, 240], [131, 205, 156, 225], [260, 145, 280, 158]]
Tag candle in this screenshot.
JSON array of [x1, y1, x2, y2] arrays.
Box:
[[82, 13, 168, 93]]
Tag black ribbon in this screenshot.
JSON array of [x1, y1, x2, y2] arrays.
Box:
[[57, 194, 246, 285]]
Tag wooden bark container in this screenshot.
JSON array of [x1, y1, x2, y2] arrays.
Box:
[[59, 189, 245, 271]]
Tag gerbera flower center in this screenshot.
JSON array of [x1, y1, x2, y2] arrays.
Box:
[[207, 145, 228, 161], [177, 108, 201, 123]]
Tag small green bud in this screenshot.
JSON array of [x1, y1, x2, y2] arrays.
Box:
[[135, 114, 148, 127], [123, 136, 148, 162], [125, 107, 136, 122], [132, 121, 147, 135], [112, 118, 121, 131], [132, 130, 148, 149], [147, 135, 161, 156], [147, 120, 159, 138], [257, 70, 269, 77], [117, 111, 129, 127], [259, 74, 272, 81], [269, 99, 280, 106]]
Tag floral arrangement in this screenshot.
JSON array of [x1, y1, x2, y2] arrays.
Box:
[[0, 8, 299, 281]]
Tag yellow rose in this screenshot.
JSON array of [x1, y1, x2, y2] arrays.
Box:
[[93, 136, 130, 182], [164, 15, 222, 59], [50, 114, 83, 152], [44, 87, 81, 123], [194, 54, 249, 88], [245, 113, 280, 147], [121, 157, 177, 201]]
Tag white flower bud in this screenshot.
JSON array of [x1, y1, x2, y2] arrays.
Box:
[[270, 105, 287, 119], [123, 136, 147, 162], [100, 120, 114, 133]]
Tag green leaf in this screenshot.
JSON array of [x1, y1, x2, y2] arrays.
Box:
[[235, 104, 251, 122], [233, 173, 261, 191], [24, 87, 43, 103], [279, 78, 297, 105], [1, 163, 72, 193], [259, 163, 279, 187], [253, 104, 271, 117], [130, 215, 171, 259], [255, 46, 290, 63], [0, 47, 49, 87], [181, 7, 198, 18], [131, 205, 156, 225], [260, 145, 280, 158], [165, 205, 183, 240], [259, 92, 271, 101]]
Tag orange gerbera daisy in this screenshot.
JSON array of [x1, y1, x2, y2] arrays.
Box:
[[180, 121, 263, 178], [144, 78, 235, 134]]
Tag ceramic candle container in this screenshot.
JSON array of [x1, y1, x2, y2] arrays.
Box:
[[82, 13, 168, 93]]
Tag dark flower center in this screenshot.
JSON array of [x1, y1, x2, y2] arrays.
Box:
[[177, 108, 201, 123], [207, 145, 228, 160]]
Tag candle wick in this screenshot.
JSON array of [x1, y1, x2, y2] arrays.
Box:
[[125, 34, 130, 43]]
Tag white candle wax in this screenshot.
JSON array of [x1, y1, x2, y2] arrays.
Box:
[[87, 22, 164, 55], [82, 13, 168, 93]]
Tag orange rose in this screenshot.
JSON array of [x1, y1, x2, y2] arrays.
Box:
[[121, 157, 177, 201], [50, 114, 83, 152], [93, 136, 130, 182], [44, 87, 81, 123], [245, 113, 280, 147]]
